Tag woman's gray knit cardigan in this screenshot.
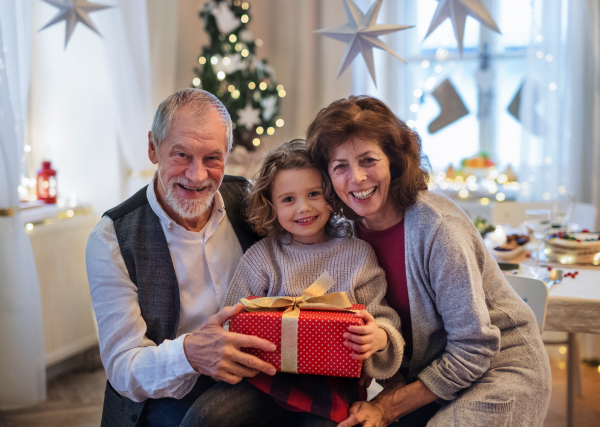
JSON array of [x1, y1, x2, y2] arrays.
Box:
[[399, 191, 551, 426]]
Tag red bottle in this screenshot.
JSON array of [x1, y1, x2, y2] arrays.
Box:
[[37, 161, 57, 204]]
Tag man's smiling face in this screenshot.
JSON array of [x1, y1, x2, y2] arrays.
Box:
[[148, 105, 228, 225]]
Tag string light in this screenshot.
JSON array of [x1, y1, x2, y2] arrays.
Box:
[[259, 82, 267, 90], [276, 84, 284, 91], [67, 209, 74, 217], [235, 43, 242, 51], [276, 119, 284, 127], [253, 138, 261, 146], [256, 126, 264, 135], [217, 71, 225, 80], [413, 89, 422, 98], [192, 78, 200, 86], [421, 60, 430, 68], [199, 57, 206, 64], [232, 90, 240, 99], [26, 223, 34, 231], [248, 82, 256, 89], [241, 49, 249, 57], [223, 57, 231, 65], [211, 56, 218, 64], [242, 2, 249, 10], [229, 34, 237, 43], [267, 127, 275, 135], [255, 39, 263, 47], [241, 14, 249, 23], [278, 90, 286, 98], [228, 84, 235, 92]]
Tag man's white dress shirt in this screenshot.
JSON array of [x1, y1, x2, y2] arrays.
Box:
[[86, 179, 243, 402]]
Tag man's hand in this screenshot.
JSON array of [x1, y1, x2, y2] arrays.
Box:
[[343, 310, 388, 361], [337, 400, 388, 427], [183, 303, 277, 384]]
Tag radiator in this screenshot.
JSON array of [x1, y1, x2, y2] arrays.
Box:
[[27, 214, 99, 366]]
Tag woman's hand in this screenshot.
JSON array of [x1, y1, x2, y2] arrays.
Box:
[[338, 400, 388, 427], [344, 310, 388, 360]]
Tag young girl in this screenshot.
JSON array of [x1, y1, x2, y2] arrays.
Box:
[[181, 140, 404, 427]]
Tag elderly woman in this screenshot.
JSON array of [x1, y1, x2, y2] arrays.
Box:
[[306, 96, 551, 427]]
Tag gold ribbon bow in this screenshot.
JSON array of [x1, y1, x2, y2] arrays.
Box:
[[239, 271, 357, 374]]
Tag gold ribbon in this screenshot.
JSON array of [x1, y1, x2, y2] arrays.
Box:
[[0, 207, 16, 217], [240, 271, 357, 373]]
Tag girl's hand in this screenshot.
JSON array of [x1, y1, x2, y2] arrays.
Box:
[[343, 310, 388, 360]]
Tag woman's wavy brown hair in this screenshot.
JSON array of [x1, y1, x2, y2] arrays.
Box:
[[306, 95, 430, 219], [247, 139, 351, 242]]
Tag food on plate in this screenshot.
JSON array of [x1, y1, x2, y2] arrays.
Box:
[[545, 230, 600, 265], [494, 234, 529, 252]]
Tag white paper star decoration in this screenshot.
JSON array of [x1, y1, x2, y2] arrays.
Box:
[[39, 0, 113, 48], [237, 103, 261, 130], [425, 0, 500, 56], [315, 0, 413, 86]]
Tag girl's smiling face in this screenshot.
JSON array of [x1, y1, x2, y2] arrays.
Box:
[[271, 167, 332, 244], [327, 138, 394, 228]]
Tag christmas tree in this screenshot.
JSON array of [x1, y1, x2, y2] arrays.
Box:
[[194, 0, 285, 151]]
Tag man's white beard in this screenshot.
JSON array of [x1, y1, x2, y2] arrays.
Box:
[[163, 176, 218, 220]]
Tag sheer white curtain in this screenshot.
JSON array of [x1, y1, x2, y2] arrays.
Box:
[[0, 0, 46, 409], [99, 0, 156, 198], [519, 0, 600, 227]]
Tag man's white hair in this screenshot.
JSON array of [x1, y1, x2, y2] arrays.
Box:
[[150, 88, 233, 151]]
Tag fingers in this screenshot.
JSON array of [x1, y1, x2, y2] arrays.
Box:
[[209, 303, 244, 326], [344, 332, 370, 344], [337, 414, 360, 427], [354, 309, 376, 324], [231, 350, 277, 376], [230, 332, 277, 352]]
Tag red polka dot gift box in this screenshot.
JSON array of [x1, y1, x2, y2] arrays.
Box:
[[229, 297, 365, 378]]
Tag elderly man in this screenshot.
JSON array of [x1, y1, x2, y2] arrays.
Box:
[[86, 89, 277, 427]]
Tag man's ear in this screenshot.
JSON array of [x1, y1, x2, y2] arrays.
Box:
[[148, 131, 158, 164]]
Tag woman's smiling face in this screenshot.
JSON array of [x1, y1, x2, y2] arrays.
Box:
[[328, 138, 393, 226]]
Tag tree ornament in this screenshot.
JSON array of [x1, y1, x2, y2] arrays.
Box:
[[315, 0, 413, 86], [424, 0, 500, 56], [237, 103, 261, 130], [195, 0, 283, 151], [39, 0, 113, 48]]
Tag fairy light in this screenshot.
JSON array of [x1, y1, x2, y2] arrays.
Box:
[[248, 82, 256, 89], [480, 198, 490, 206], [199, 56, 206, 64], [253, 138, 261, 146], [242, 2, 249, 10], [278, 90, 286, 98], [235, 43, 242, 51], [241, 14, 249, 23], [211, 56, 218, 64], [232, 90, 240, 99], [255, 39, 263, 47], [421, 60, 430, 69], [276, 84, 284, 91], [259, 82, 267, 90], [413, 89, 422, 98], [276, 119, 284, 127], [228, 84, 235, 92], [496, 192, 506, 201], [241, 49, 249, 57], [267, 127, 275, 135], [256, 126, 264, 135], [217, 71, 225, 80], [192, 78, 200, 86], [229, 34, 237, 43], [26, 223, 34, 231], [67, 210, 74, 217], [223, 57, 231, 65], [410, 104, 419, 113]]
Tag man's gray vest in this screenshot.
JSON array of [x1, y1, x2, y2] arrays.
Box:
[[99, 176, 260, 427]]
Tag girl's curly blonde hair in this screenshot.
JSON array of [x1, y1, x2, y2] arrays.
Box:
[[247, 139, 351, 242]]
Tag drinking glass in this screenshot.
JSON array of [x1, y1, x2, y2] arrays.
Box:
[[552, 194, 575, 229], [524, 209, 552, 268]]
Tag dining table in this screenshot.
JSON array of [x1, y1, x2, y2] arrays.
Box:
[[507, 254, 600, 427]]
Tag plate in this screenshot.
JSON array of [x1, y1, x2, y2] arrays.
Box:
[[492, 244, 527, 262]]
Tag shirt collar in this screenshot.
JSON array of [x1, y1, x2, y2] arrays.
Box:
[[146, 172, 226, 236]]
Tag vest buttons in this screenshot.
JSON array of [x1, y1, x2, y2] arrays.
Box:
[[131, 414, 138, 422]]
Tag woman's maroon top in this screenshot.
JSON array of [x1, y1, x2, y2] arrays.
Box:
[[357, 220, 413, 360]]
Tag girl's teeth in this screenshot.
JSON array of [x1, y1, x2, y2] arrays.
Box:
[[353, 187, 375, 199], [297, 217, 315, 223]]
